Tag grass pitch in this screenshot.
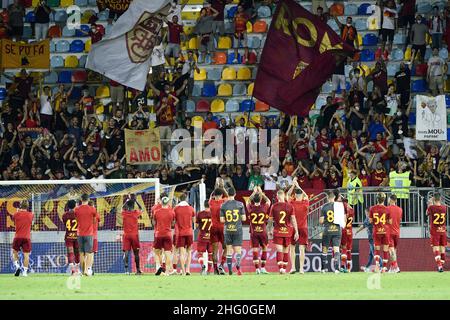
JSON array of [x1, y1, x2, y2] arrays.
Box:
[[0, 272, 449, 300]]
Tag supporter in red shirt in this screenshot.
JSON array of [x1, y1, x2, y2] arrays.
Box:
[[315, 127, 330, 153], [331, 128, 347, 159], [12, 200, 33, 277], [370, 161, 388, 186], [309, 166, 326, 190], [165, 15, 184, 60]]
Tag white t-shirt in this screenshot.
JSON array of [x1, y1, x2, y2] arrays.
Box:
[[382, 8, 397, 30], [428, 56, 445, 76], [262, 173, 277, 191], [40, 94, 53, 115], [277, 175, 293, 190]]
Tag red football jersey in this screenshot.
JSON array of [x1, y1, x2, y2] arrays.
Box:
[[209, 198, 225, 229], [289, 199, 309, 229], [246, 202, 270, 234], [370, 170, 387, 186], [387, 205, 402, 235], [369, 204, 390, 235], [150, 203, 162, 220], [122, 210, 141, 236], [196, 209, 212, 241], [93, 211, 100, 238], [14, 210, 34, 239], [270, 202, 294, 238], [174, 203, 195, 237], [74, 204, 97, 237], [62, 210, 77, 240], [427, 205, 447, 234], [154, 207, 175, 238], [344, 203, 354, 235]]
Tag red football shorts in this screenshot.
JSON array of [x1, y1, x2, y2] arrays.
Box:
[[291, 228, 308, 246], [210, 226, 224, 244], [123, 234, 140, 251], [341, 230, 353, 250], [251, 233, 268, 248], [373, 233, 390, 246], [93, 238, 98, 253], [154, 236, 172, 251], [273, 236, 290, 247], [430, 233, 447, 247], [65, 239, 79, 250], [389, 234, 399, 248], [176, 235, 193, 248], [197, 240, 211, 253], [12, 238, 31, 253]]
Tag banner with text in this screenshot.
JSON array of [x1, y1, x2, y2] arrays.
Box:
[[125, 128, 162, 165], [97, 0, 133, 14], [0, 39, 50, 69], [415, 95, 447, 141]]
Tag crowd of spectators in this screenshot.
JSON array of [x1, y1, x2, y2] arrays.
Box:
[[1, 0, 450, 199]]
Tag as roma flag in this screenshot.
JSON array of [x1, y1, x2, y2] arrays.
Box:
[[253, 0, 355, 117]]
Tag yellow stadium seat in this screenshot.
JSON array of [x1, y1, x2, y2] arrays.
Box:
[[192, 116, 204, 128], [181, 11, 200, 21], [218, 83, 232, 96], [211, 99, 225, 113], [237, 67, 251, 80], [60, 0, 74, 6], [248, 114, 260, 128], [64, 55, 79, 68], [247, 83, 254, 96], [32, 0, 40, 7], [367, 17, 379, 30], [188, 37, 199, 50], [84, 38, 91, 52], [96, 104, 104, 115], [217, 36, 232, 49], [222, 67, 236, 80], [404, 46, 412, 61], [96, 85, 110, 98], [194, 68, 207, 81], [426, 33, 432, 45], [183, 26, 194, 35], [81, 10, 95, 24], [357, 34, 362, 47], [246, 21, 253, 33], [187, 0, 204, 4]]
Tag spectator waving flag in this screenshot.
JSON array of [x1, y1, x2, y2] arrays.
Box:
[[86, 0, 173, 91], [253, 0, 355, 117]]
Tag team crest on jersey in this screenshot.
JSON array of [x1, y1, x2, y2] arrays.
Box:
[[126, 12, 163, 64]]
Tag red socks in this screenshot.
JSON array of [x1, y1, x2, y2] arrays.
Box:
[[261, 251, 267, 267], [253, 251, 259, 269], [276, 252, 283, 270], [221, 254, 226, 265], [68, 252, 74, 264], [283, 253, 289, 269], [441, 253, 446, 264]]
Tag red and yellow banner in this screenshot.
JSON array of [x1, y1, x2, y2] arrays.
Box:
[[0, 39, 50, 69], [125, 128, 162, 165]]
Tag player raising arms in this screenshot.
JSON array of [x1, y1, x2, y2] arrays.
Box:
[[340, 198, 354, 272], [153, 196, 176, 276], [246, 186, 271, 274], [287, 178, 309, 274], [12, 200, 34, 277], [63, 200, 80, 275], [426, 192, 447, 272], [220, 187, 246, 276], [319, 190, 346, 273], [369, 192, 391, 273], [268, 189, 299, 274], [386, 194, 402, 273], [196, 200, 213, 275], [174, 193, 196, 276], [120, 195, 143, 275], [209, 184, 229, 275]]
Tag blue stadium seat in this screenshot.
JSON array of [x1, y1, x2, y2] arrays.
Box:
[[358, 3, 372, 15], [192, 83, 202, 97], [70, 40, 85, 52], [447, 128, 450, 141], [44, 71, 58, 83], [240, 99, 255, 112], [25, 11, 35, 23], [344, 65, 353, 78], [75, 0, 88, 6], [360, 49, 375, 61], [408, 112, 416, 125], [393, 33, 406, 45], [56, 40, 71, 52], [185, 100, 195, 112], [0, 87, 6, 101], [446, 95, 450, 107], [327, 19, 340, 33], [225, 99, 239, 112], [227, 52, 241, 64], [315, 96, 327, 108], [355, 19, 367, 31], [78, 55, 87, 67], [98, 10, 109, 21], [424, 47, 432, 60], [50, 55, 64, 68], [439, 48, 448, 60], [344, 3, 358, 15], [202, 83, 217, 97], [227, 6, 238, 19], [257, 5, 272, 18], [412, 79, 427, 93], [362, 33, 378, 46], [88, 0, 97, 5], [387, 63, 400, 76], [207, 68, 222, 81], [322, 81, 333, 94], [54, 10, 68, 23], [62, 26, 76, 37], [58, 71, 73, 83], [76, 24, 90, 37], [247, 36, 261, 49], [391, 48, 404, 61], [50, 40, 57, 52], [233, 83, 247, 96]]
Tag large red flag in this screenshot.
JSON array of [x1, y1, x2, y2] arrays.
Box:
[[253, 0, 355, 117]]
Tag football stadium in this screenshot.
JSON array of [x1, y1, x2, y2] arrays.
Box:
[[0, 0, 449, 301]]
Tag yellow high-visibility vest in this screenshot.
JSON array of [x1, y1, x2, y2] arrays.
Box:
[[389, 171, 411, 199], [347, 177, 363, 205]]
